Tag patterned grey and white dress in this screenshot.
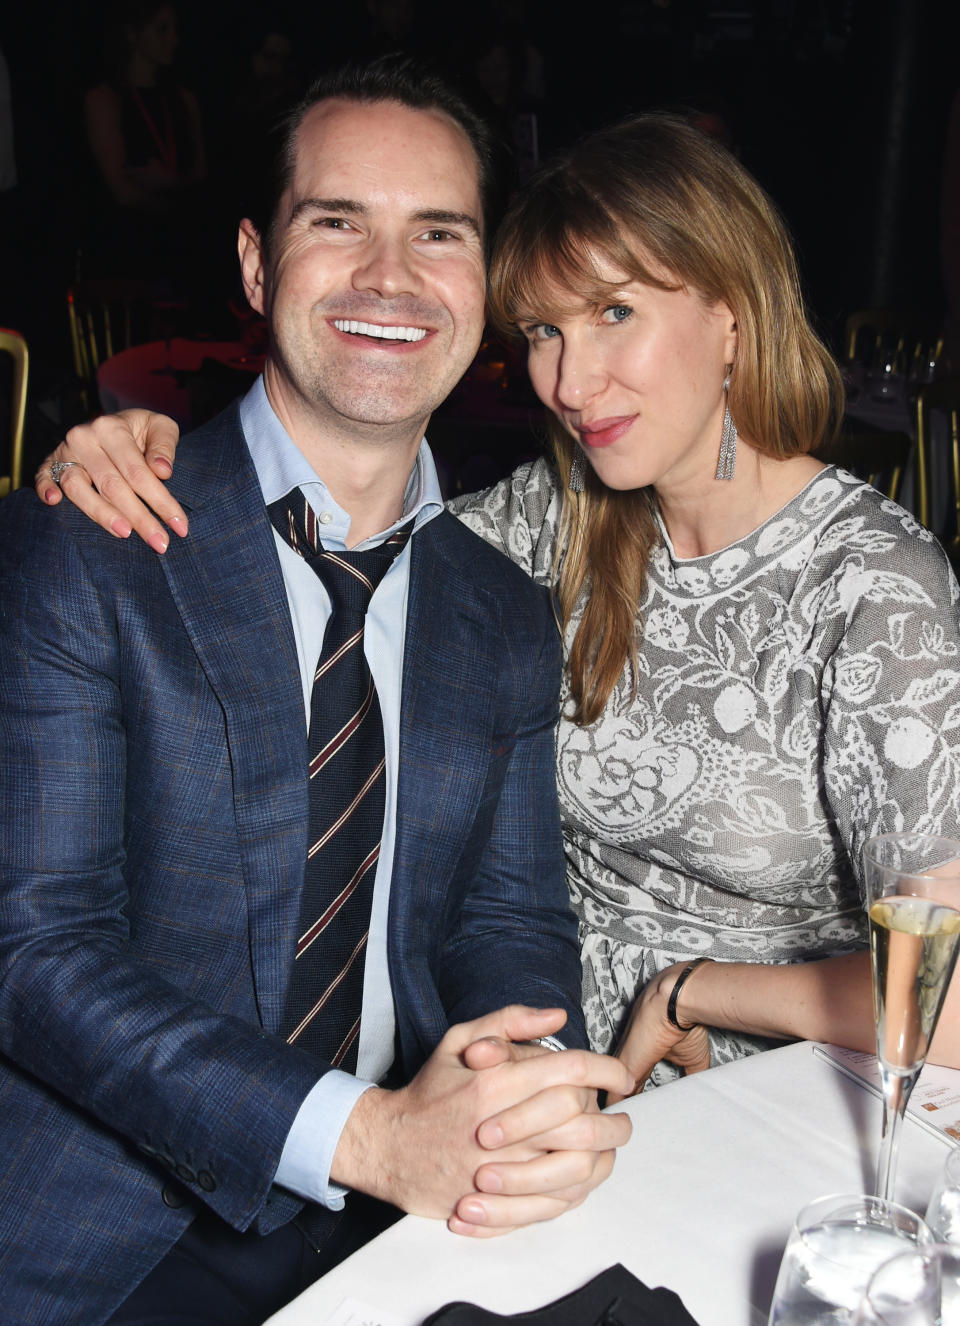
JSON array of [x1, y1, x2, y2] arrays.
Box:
[[451, 461, 960, 1083]]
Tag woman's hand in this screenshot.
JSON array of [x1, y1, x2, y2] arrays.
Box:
[[608, 962, 712, 1102], [35, 409, 185, 552]]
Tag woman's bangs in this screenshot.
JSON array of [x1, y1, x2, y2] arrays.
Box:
[[507, 231, 610, 325], [495, 206, 672, 330]]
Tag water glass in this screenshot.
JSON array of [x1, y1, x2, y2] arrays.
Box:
[[768, 1194, 932, 1324], [856, 1243, 960, 1323], [871, 346, 903, 403], [926, 1149, 960, 1245]]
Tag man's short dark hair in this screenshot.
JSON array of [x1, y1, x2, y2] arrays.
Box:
[[250, 55, 498, 261]]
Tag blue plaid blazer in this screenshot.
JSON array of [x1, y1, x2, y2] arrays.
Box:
[[0, 404, 585, 1324]]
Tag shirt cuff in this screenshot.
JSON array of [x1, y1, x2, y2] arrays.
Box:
[[274, 1070, 376, 1209]]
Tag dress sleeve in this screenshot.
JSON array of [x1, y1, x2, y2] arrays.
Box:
[[446, 456, 564, 588], [819, 505, 960, 893]]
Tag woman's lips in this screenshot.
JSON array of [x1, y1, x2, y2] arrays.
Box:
[[575, 416, 636, 448]]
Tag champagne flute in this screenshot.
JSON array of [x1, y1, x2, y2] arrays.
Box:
[[768, 1194, 931, 1324], [863, 835, 960, 1203]]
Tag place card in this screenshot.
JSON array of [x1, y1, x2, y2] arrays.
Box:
[[814, 1042, 960, 1145]]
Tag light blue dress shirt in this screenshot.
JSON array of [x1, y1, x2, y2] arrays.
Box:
[[239, 378, 444, 1208]]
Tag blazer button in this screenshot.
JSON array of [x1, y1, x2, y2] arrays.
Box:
[[197, 1170, 216, 1192], [161, 1184, 186, 1209], [175, 1164, 196, 1183]]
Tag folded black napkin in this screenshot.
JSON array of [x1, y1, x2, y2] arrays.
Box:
[[421, 1264, 700, 1326]]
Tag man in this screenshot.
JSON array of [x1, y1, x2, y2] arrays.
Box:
[[0, 60, 631, 1326]]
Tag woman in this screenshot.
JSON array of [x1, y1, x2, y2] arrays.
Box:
[[35, 114, 960, 1089], [82, 1, 207, 279]]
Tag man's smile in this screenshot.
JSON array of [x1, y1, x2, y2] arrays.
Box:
[[332, 319, 429, 343]]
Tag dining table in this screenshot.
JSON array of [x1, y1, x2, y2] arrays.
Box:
[[263, 1041, 956, 1326], [96, 337, 264, 430], [842, 369, 956, 536]]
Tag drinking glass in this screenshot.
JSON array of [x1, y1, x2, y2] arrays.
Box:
[[768, 1194, 932, 1324], [926, 1149, 960, 1245], [870, 345, 904, 403], [856, 1243, 960, 1324], [863, 835, 960, 1202]]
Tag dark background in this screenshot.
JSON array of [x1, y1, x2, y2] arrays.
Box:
[[2, 0, 959, 471]]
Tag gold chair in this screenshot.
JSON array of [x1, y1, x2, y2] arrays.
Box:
[[815, 428, 912, 503], [68, 280, 137, 414], [914, 377, 960, 557], [843, 308, 943, 371], [67, 278, 174, 415], [0, 328, 29, 497]]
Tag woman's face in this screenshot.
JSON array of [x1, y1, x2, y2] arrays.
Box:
[[131, 5, 179, 66], [521, 253, 738, 495]]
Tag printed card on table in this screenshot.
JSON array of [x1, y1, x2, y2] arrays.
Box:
[[815, 1043, 960, 1144]]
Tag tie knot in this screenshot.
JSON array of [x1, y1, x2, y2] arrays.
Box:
[[267, 495, 414, 618]]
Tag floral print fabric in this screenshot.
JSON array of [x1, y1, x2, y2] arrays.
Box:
[[451, 462, 960, 1082]]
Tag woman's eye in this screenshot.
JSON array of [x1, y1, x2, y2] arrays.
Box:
[[601, 305, 632, 324], [529, 323, 561, 342]]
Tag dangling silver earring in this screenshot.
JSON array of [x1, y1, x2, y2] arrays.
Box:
[[569, 448, 586, 493], [715, 373, 737, 481]]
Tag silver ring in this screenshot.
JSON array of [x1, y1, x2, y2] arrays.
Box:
[[50, 461, 84, 485]]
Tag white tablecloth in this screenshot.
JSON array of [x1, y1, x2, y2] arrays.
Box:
[[264, 1042, 953, 1326]]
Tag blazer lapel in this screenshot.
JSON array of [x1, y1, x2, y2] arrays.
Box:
[[158, 412, 307, 1032]]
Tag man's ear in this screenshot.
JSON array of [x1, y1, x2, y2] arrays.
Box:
[[238, 219, 267, 316]]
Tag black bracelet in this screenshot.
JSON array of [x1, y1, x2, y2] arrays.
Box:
[[666, 957, 711, 1031]]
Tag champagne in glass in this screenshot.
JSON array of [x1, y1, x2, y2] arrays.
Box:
[[863, 835, 960, 1203]]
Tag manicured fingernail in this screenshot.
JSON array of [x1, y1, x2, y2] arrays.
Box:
[[170, 516, 188, 535], [111, 517, 132, 538], [149, 531, 169, 554], [154, 457, 173, 475], [479, 1170, 502, 1193], [459, 1200, 486, 1224], [43, 487, 58, 503]]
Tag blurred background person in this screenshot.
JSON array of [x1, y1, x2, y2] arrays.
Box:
[[81, 0, 209, 287]]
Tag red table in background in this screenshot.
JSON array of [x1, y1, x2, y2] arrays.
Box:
[[96, 338, 263, 430]]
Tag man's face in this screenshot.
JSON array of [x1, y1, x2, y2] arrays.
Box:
[[240, 98, 487, 446]]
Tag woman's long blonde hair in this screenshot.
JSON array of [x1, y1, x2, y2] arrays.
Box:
[[488, 114, 844, 725]]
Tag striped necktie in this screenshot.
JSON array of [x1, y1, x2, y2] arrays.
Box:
[[268, 494, 413, 1073]]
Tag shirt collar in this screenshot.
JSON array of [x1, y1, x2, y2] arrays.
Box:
[[239, 375, 444, 548]]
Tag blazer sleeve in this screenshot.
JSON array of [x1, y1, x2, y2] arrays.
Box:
[[0, 494, 320, 1232]]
